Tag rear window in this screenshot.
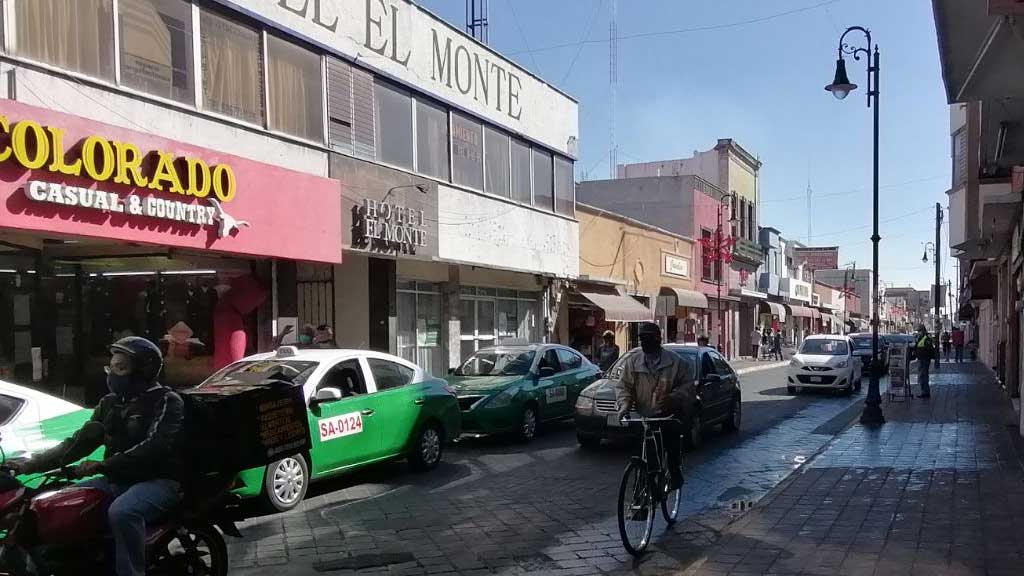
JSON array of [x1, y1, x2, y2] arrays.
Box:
[[0, 394, 25, 427], [850, 337, 872, 349], [202, 360, 319, 387]]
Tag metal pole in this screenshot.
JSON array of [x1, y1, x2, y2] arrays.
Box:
[[934, 202, 942, 366], [861, 44, 884, 424], [717, 203, 723, 355]]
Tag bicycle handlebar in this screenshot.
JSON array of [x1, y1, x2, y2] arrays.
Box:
[[620, 416, 679, 424]]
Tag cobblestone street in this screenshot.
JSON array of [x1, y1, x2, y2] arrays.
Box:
[[230, 365, 878, 575]]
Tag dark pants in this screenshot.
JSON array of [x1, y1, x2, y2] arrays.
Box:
[[660, 419, 683, 482], [943, 343, 951, 360], [918, 359, 931, 396], [955, 345, 963, 362], [751, 345, 759, 359]]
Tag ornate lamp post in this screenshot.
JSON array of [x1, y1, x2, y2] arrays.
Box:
[[701, 192, 739, 358], [825, 26, 884, 425]]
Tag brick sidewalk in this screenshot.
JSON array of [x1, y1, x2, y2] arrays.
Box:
[[684, 362, 1024, 576]]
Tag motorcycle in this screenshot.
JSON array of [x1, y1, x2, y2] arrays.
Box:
[[0, 423, 243, 575]]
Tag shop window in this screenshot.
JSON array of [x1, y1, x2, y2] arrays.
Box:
[[532, 149, 553, 212], [554, 155, 574, 216], [452, 113, 484, 190], [267, 35, 323, 142], [367, 358, 414, 391], [397, 282, 443, 376], [119, 0, 194, 104], [200, 10, 264, 125], [511, 138, 532, 204], [484, 126, 510, 198], [416, 98, 449, 180], [15, 0, 115, 81], [374, 80, 414, 170]]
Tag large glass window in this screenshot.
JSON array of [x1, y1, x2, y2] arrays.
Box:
[[484, 126, 510, 197], [267, 35, 323, 141], [397, 282, 443, 376], [15, 0, 115, 80], [200, 10, 264, 125], [452, 113, 483, 190], [461, 288, 539, 361], [511, 138, 532, 204], [416, 98, 449, 180], [119, 0, 193, 104], [374, 80, 414, 170], [554, 155, 574, 216], [533, 149, 553, 211]]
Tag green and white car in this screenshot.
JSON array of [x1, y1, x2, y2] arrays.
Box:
[[203, 347, 461, 511]]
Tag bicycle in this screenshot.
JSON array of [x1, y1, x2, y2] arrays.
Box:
[[616, 415, 683, 556]]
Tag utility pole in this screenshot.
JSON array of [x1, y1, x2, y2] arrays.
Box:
[[934, 202, 942, 367]]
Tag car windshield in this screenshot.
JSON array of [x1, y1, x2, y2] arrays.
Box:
[[800, 339, 849, 355], [850, 337, 873, 350], [459, 350, 536, 376], [201, 360, 319, 387]]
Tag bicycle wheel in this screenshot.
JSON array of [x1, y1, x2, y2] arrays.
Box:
[[617, 459, 655, 556], [661, 470, 682, 524]]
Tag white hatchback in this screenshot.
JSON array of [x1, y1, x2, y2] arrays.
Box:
[[786, 335, 862, 394]]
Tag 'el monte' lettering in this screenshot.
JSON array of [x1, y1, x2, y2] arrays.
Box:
[[431, 29, 522, 121]]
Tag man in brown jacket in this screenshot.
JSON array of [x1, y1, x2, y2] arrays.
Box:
[[616, 322, 696, 489]]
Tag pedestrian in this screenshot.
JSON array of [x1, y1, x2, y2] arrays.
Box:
[[941, 330, 952, 361], [750, 326, 761, 361], [697, 334, 709, 347], [772, 329, 783, 361], [761, 329, 770, 359], [596, 330, 620, 372], [914, 324, 936, 398], [952, 326, 965, 362]]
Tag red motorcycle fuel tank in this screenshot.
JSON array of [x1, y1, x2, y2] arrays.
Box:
[[30, 487, 112, 546]]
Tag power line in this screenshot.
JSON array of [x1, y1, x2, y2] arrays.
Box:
[[561, 0, 605, 85], [504, 0, 544, 74], [509, 0, 842, 56]]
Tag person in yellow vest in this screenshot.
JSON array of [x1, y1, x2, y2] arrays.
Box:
[[914, 325, 936, 398]]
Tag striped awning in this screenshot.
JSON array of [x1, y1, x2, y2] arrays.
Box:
[[786, 304, 815, 318], [577, 288, 654, 322], [761, 301, 787, 322]]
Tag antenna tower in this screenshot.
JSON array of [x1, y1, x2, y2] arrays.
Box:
[[466, 0, 489, 44]]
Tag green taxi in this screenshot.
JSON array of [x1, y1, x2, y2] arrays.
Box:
[[13, 348, 461, 513], [449, 344, 601, 441]]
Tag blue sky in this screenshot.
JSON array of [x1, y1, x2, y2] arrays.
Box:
[[420, 0, 955, 295]]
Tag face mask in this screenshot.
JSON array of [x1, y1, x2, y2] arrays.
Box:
[[298, 334, 313, 345], [639, 335, 661, 354], [107, 373, 135, 397]]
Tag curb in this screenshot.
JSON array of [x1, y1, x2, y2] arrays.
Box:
[[735, 361, 788, 376]]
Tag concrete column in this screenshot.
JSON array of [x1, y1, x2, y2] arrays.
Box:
[[444, 265, 461, 371]]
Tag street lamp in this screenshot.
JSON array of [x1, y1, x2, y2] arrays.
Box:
[[825, 26, 884, 425], [922, 242, 935, 264], [715, 192, 739, 358]]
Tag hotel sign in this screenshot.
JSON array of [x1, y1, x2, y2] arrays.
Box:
[[356, 198, 428, 252], [662, 254, 690, 279], [222, 0, 577, 155]]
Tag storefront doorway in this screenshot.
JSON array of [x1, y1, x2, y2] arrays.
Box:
[[459, 287, 541, 361]]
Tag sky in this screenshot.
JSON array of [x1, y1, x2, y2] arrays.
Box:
[[420, 0, 956, 296]]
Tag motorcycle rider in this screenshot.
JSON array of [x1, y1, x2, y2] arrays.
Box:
[[616, 322, 696, 490], [11, 337, 184, 576]]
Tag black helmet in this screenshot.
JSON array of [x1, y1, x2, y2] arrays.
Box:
[[638, 322, 661, 336], [109, 336, 163, 382]]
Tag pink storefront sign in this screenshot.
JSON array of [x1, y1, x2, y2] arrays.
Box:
[[0, 100, 341, 263]]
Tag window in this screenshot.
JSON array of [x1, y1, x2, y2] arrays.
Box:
[[267, 35, 323, 141], [554, 155, 574, 216], [701, 228, 720, 282], [200, 10, 264, 125], [321, 360, 367, 397], [700, 353, 716, 379], [711, 352, 734, 376], [511, 138, 532, 204], [452, 113, 483, 190], [119, 0, 193, 104], [538, 349, 562, 374], [0, 394, 25, 427], [484, 126, 510, 197], [532, 149, 553, 211], [397, 282, 443, 376], [416, 98, 449, 180], [667, 350, 699, 381], [15, 0, 115, 80], [374, 80, 414, 170], [556, 348, 583, 371], [367, 358, 415, 391]]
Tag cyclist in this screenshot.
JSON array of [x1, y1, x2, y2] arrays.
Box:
[[616, 322, 695, 490]]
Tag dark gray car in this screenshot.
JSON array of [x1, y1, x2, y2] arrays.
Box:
[[573, 345, 741, 450], [848, 332, 888, 373]]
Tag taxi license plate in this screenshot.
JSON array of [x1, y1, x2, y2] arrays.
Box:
[[810, 376, 822, 383], [607, 414, 625, 427]]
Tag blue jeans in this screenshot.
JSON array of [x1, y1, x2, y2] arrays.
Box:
[[80, 477, 180, 576], [918, 359, 931, 396]]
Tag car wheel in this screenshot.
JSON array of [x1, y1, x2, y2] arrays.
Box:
[[409, 423, 444, 471], [787, 385, 797, 395], [518, 405, 538, 442], [577, 433, 601, 450], [261, 454, 308, 513], [722, 396, 741, 433], [684, 413, 702, 450]]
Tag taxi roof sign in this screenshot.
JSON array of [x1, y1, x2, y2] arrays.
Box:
[[275, 346, 299, 358]]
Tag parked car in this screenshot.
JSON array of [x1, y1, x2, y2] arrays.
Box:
[[0, 380, 83, 459], [204, 347, 461, 512], [787, 335, 862, 394], [848, 332, 888, 370], [449, 344, 601, 441], [573, 345, 741, 450]]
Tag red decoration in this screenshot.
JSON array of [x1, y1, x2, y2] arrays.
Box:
[[739, 269, 750, 285], [700, 234, 736, 265]]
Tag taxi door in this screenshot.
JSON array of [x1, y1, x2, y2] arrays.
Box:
[[307, 359, 382, 475]]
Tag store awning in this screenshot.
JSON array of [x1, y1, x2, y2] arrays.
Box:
[[578, 288, 654, 322], [761, 301, 787, 322], [660, 287, 708, 309], [786, 304, 814, 318], [810, 308, 822, 320]]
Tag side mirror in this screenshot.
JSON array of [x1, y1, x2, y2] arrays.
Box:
[[538, 366, 556, 378], [313, 387, 343, 404]]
